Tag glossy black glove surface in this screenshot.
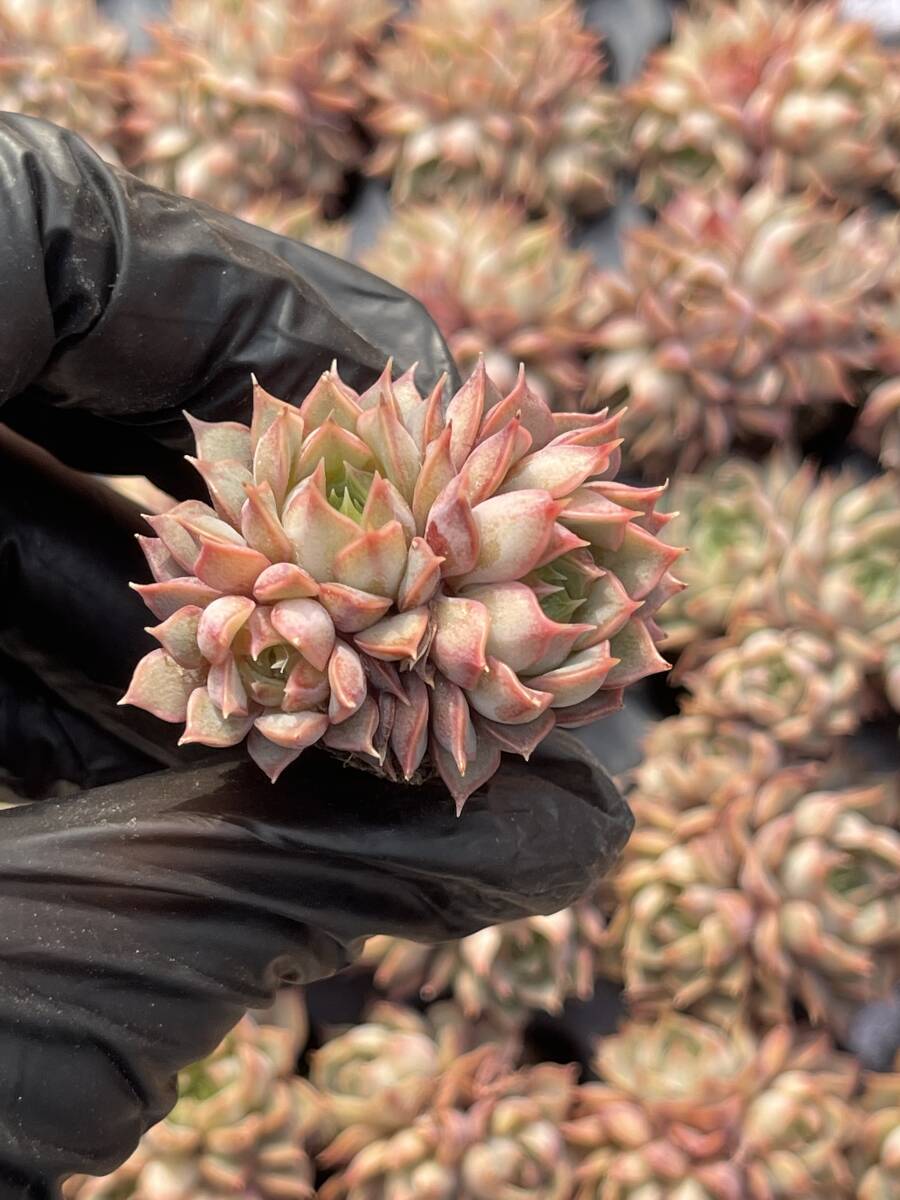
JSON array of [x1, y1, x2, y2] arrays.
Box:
[[0, 117, 632, 1197], [0, 734, 628, 1191], [0, 113, 458, 495]]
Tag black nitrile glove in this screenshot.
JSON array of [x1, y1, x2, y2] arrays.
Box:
[[0, 117, 633, 1198]]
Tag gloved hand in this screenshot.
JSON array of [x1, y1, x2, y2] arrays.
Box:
[[0, 116, 633, 1199]]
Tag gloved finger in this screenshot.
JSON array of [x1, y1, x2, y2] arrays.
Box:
[[0, 649, 160, 800], [0, 426, 209, 796], [0, 730, 629, 1190], [0, 115, 459, 486]]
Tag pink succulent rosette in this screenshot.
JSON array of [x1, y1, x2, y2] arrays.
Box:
[[122, 361, 681, 809]]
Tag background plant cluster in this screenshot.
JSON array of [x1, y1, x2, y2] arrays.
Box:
[[3, 0, 898, 1195]]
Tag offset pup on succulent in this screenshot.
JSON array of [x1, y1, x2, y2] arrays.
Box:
[[122, 361, 680, 807]]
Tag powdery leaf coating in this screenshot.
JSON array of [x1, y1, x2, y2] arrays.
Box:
[[123, 360, 680, 809]]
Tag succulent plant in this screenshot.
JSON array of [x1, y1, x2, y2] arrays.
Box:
[[855, 1065, 900, 1200], [758, 466, 900, 714], [739, 767, 900, 1033], [453, 1063, 577, 1200], [682, 618, 863, 754], [609, 723, 900, 1035], [856, 214, 900, 470], [564, 1016, 859, 1199], [628, 0, 900, 208], [237, 196, 352, 258], [319, 1048, 578, 1200], [363, 892, 608, 1026], [121, 361, 679, 808], [308, 1001, 479, 1166], [65, 1001, 318, 1199], [659, 453, 900, 710], [0, 0, 128, 162], [606, 715, 782, 1028], [657, 456, 804, 652], [623, 713, 785, 821], [362, 199, 607, 410], [858, 378, 900, 474], [587, 185, 884, 472], [364, 0, 623, 215], [122, 0, 394, 211]]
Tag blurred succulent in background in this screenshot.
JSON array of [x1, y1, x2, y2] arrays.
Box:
[[659, 456, 900, 715], [757, 466, 900, 714], [738, 768, 900, 1033], [362, 199, 608, 410], [605, 715, 782, 1029], [65, 997, 317, 1199], [607, 716, 900, 1035], [121, 361, 680, 806], [587, 185, 884, 472], [364, 892, 608, 1026], [564, 1016, 859, 1198], [656, 456, 802, 652], [318, 1045, 579, 1200], [0, 0, 128, 162], [238, 196, 352, 258], [364, 0, 623, 215], [858, 214, 900, 470], [858, 378, 900, 474], [855, 1064, 900, 1200], [683, 618, 863, 753], [122, 0, 394, 211], [309, 1001, 482, 1167], [621, 713, 784, 811], [628, 0, 900, 208]]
